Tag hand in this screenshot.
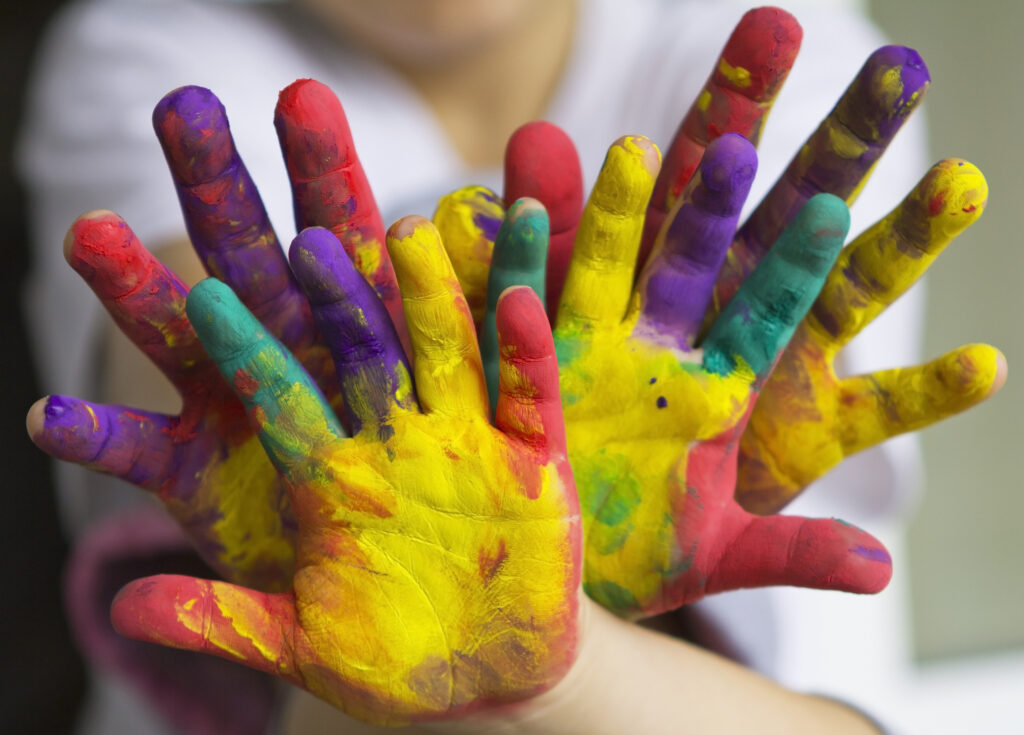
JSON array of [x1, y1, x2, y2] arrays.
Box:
[[110, 220, 581, 726], [28, 81, 397, 590], [474, 133, 890, 619], [738, 159, 1005, 512]]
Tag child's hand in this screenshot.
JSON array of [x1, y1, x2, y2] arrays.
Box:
[[554, 135, 891, 617], [111, 220, 581, 726], [738, 159, 1005, 513], [28, 82, 396, 591], [28, 210, 297, 590]]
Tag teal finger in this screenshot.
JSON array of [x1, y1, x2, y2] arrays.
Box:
[[186, 278, 345, 474], [481, 198, 549, 412], [702, 194, 849, 381]]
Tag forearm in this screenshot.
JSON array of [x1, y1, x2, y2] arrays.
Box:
[[447, 599, 881, 735]]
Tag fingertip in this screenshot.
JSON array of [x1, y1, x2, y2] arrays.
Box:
[[725, 7, 803, 98], [789, 193, 851, 268], [506, 197, 545, 223], [613, 135, 662, 178], [287, 227, 350, 302], [25, 397, 49, 441], [991, 349, 1009, 398], [496, 286, 550, 357], [923, 159, 988, 236], [387, 214, 434, 244], [152, 85, 234, 185]]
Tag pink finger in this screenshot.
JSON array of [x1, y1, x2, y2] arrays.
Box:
[[65, 211, 208, 388], [275, 79, 409, 354], [640, 7, 802, 265], [503, 121, 584, 320]]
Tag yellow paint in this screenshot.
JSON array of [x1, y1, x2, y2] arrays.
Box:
[[557, 136, 660, 331], [433, 186, 504, 323], [349, 232, 384, 285], [387, 219, 489, 419], [556, 312, 750, 613], [738, 160, 996, 514], [697, 89, 712, 112], [186, 436, 296, 586], [717, 58, 752, 88]]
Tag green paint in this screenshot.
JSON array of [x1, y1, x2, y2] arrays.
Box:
[[578, 451, 642, 555], [481, 201, 549, 412], [703, 194, 849, 378], [583, 578, 639, 612]]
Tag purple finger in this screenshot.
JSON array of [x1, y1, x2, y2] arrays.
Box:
[[288, 227, 417, 439], [154, 86, 313, 350], [28, 395, 175, 491], [716, 46, 930, 310], [635, 134, 757, 349]]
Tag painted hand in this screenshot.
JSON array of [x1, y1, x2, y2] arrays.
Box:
[[738, 159, 1005, 513], [27, 81, 398, 590], [481, 133, 891, 619], [111, 221, 580, 726], [434, 7, 801, 323]]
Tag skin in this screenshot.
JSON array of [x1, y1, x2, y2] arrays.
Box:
[[28, 83, 398, 590], [434, 120, 582, 325], [739, 159, 1006, 513], [484, 133, 893, 618], [110, 224, 581, 727]]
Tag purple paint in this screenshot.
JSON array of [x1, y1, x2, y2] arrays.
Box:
[[722, 46, 931, 309], [656, 396, 668, 409], [154, 86, 312, 352], [288, 227, 416, 435], [850, 545, 892, 564], [636, 134, 757, 348]]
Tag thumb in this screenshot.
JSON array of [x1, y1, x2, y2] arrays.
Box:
[[112, 574, 303, 685], [708, 514, 892, 596]]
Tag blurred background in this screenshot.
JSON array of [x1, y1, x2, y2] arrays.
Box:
[[1, 0, 1020, 733]]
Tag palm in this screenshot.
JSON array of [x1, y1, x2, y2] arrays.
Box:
[[31, 81, 398, 590], [112, 222, 580, 725]]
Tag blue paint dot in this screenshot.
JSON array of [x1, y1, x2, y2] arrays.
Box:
[[649, 377, 657, 384], [656, 396, 668, 409]]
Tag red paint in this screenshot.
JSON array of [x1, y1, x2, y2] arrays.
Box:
[[477, 538, 508, 584], [233, 368, 260, 398], [929, 192, 946, 216], [503, 121, 583, 320]]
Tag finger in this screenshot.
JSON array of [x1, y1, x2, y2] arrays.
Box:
[[186, 278, 345, 477], [275, 79, 409, 353], [111, 575, 303, 685], [720, 46, 931, 307], [289, 227, 417, 438], [709, 514, 892, 596], [65, 211, 207, 388], [557, 136, 661, 332], [503, 121, 583, 319], [641, 7, 801, 262], [386, 216, 489, 419], [27, 396, 175, 491], [432, 185, 505, 324], [154, 86, 313, 348], [481, 199, 549, 412], [703, 194, 849, 381], [636, 134, 757, 348], [837, 344, 1006, 458], [808, 159, 987, 351], [495, 286, 567, 457]]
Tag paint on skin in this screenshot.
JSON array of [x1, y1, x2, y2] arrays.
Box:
[[558, 136, 661, 332], [717, 45, 931, 314], [738, 160, 1000, 515], [275, 79, 409, 353], [481, 199, 550, 412], [553, 157, 885, 614], [634, 134, 757, 350], [503, 121, 584, 319], [154, 86, 315, 354], [46, 213, 298, 591], [642, 7, 802, 261], [432, 185, 505, 323], [114, 276, 582, 726]]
